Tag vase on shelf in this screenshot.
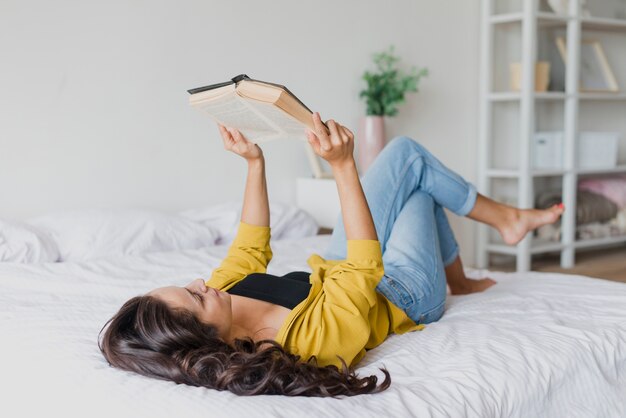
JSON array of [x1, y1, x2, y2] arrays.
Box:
[[357, 115, 386, 174]]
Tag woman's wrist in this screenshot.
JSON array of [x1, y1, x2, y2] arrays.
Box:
[[247, 155, 265, 166], [330, 158, 357, 174]]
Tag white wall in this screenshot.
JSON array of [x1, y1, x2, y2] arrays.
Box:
[[0, 0, 481, 265]]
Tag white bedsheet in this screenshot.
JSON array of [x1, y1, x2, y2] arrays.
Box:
[[1, 234, 625, 418]]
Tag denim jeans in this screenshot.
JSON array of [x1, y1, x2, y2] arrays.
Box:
[[323, 136, 478, 325]]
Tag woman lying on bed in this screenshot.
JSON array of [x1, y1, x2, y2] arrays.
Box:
[[99, 112, 564, 397]]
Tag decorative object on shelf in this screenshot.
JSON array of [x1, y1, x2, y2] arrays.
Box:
[[532, 131, 563, 169], [578, 174, 626, 209], [531, 131, 620, 170], [536, 188, 619, 225], [556, 37, 620, 92], [546, 0, 591, 17], [510, 61, 551, 92], [578, 132, 620, 169], [358, 45, 428, 173], [536, 215, 626, 241], [535, 187, 626, 242]]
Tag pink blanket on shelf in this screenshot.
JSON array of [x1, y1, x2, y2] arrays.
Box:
[[578, 174, 626, 209]]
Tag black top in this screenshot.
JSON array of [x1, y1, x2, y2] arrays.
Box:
[[226, 271, 312, 309]]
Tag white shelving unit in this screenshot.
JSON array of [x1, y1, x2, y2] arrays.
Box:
[[477, 0, 626, 272]]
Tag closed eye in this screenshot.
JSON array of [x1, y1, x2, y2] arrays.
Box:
[[185, 288, 204, 304]]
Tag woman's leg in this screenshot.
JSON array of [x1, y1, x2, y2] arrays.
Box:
[[379, 191, 448, 324], [384, 193, 495, 321], [323, 135, 565, 259], [435, 203, 498, 294], [323, 136, 477, 260], [434, 203, 461, 268], [467, 194, 564, 245]]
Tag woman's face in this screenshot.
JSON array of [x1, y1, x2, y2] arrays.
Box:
[[148, 279, 232, 339]]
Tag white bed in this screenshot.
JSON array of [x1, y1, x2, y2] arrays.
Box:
[[1, 228, 626, 417]]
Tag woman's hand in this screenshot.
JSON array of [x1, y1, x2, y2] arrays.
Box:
[[218, 124, 263, 161], [305, 112, 354, 169], [307, 112, 377, 241]]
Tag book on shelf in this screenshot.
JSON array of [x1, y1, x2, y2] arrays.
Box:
[[187, 74, 332, 179]]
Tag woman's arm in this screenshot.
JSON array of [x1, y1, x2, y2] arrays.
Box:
[[206, 126, 272, 290], [331, 159, 377, 241], [307, 112, 377, 241], [218, 125, 269, 227], [241, 157, 269, 227]]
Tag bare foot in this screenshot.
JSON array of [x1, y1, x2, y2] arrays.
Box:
[[449, 277, 497, 295], [498, 203, 565, 245]]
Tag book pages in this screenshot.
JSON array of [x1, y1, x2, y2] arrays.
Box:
[[242, 97, 309, 142], [191, 92, 279, 141], [239, 98, 330, 177]]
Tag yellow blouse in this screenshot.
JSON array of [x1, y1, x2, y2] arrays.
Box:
[[206, 221, 425, 369]]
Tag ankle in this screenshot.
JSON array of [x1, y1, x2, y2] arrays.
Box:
[[498, 205, 519, 230], [467, 194, 516, 229]]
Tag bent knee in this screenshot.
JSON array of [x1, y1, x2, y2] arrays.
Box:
[[388, 136, 426, 155]]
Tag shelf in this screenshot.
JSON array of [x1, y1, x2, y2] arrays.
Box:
[[532, 168, 569, 177], [574, 235, 626, 249], [490, 12, 626, 32], [487, 166, 626, 178], [487, 235, 626, 255], [581, 16, 626, 32], [489, 92, 566, 101], [486, 169, 520, 178], [490, 92, 626, 102], [579, 92, 626, 101], [486, 238, 566, 255], [486, 168, 569, 178], [490, 12, 569, 27], [578, 165, 626, 175], [479, 1, 626, 272]]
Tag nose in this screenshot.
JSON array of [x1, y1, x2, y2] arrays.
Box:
[[189, 278, 208, 292]]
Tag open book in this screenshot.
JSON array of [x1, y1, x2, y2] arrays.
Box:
[[188, 74, 332, 178]]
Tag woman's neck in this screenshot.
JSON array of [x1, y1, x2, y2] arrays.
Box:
[[226, 294, 282, 344]]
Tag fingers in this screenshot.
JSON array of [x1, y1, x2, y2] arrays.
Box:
[[307, 114, 355, 155], [229, 127, 244, 143], [218, 124, 234, 147], [306, 130, 321, 153], [342, 126, 354, 141], [327, 119, 342, 146], [312, 112, 332, 151], [337, 125, 351, 143], [218, 124, 245, 143], [328, 121, 353, 145], [218, 124, 231, 139]]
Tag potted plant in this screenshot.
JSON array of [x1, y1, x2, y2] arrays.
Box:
[[358, 45, 428, 173]]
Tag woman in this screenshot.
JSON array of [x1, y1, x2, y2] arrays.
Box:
[[99, 112, 564, 397]]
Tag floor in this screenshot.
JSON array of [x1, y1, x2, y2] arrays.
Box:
[[489, 245, 626, 284]]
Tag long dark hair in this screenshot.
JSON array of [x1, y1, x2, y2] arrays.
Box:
[[98, 295, 391, 397]]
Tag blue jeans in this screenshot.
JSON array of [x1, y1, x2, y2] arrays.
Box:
[[323, 136, 478, 325]]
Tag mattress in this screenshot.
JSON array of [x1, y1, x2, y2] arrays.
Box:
[[1, 234, 625, 418]]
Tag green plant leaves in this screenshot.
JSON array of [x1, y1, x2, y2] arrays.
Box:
[[359, 46, 428, 117]]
